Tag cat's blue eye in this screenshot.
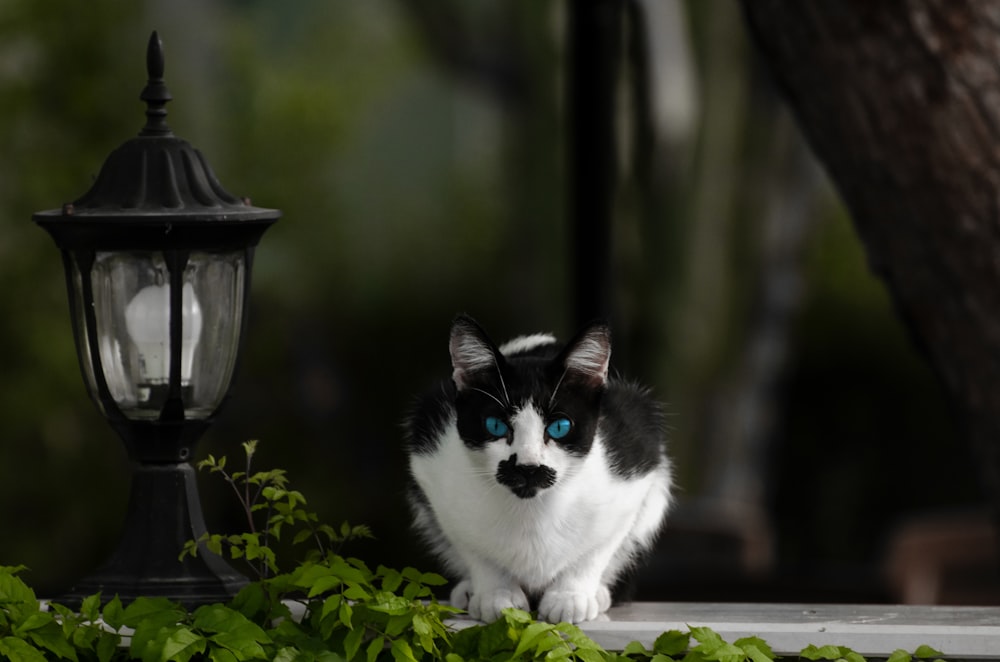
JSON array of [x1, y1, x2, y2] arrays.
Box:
[[484, 416, 509, 438], [547, 418, 572, 440]]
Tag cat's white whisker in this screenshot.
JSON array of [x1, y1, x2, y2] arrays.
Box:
[[468, 386, 505, 409], [495, 365, 511, 407], [548, 366, 569, 408]]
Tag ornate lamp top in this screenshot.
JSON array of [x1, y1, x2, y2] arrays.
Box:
[[34, 31, 280, 249], [139, 31, 173, 137]]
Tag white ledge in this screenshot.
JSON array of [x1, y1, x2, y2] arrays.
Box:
[[574, 603, 1000, 659]]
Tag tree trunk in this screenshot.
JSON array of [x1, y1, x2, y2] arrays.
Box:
[[741, 1, 1000, 515]]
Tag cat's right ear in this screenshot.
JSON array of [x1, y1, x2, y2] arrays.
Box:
[[449, 315, 501, 390]]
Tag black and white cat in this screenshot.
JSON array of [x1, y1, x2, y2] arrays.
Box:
[[405, 315, 672, 623]]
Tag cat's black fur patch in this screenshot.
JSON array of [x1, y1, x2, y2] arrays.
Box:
[[404, 384, 456, 455], [598, 381, 668, 478], [495, 454, 557, 498]]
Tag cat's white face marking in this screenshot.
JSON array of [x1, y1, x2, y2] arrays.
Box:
[[499, 333, 557, 357], [481, 402, 585, 499], [508, 406, 546, 466]]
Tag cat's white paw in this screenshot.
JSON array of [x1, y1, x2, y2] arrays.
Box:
[[449, 580, 473, 610], [538, 585, 611, 623], [466, 586, 530, 622]]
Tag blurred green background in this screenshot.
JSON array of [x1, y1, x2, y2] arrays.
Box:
[[0, 1, 986, 603]]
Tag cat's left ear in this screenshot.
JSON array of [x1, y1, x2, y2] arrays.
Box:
[[559, 321, 612, 388], [449, 315, 503, 390]]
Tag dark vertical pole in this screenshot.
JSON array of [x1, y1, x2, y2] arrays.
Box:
[[568, 0, 623, 328]]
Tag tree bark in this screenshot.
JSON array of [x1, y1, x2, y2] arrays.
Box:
[[741, 1, 1000, 514]]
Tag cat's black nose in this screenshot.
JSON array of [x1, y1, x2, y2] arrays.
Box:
[[495, 454, 557, 499]]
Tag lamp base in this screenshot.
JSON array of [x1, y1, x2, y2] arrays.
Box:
[[57, 462, 247, 609]]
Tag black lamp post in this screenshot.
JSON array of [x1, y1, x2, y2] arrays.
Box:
[[33, 32, 280, 606]]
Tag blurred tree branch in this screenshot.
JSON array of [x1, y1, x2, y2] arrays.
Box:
[[742, 1, 1000, 518]]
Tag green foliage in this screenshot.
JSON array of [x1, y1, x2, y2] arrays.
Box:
[[0, 443, 959, 661], [0, 565, 121, 662], [181, 440, 374, 580]]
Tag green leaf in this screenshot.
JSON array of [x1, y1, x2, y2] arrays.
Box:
[[741, 643, 775, 662], [371, 593, 413, 616], [502, 607, 534, 625], [25, 621, 79, 662], [292, 529, 314, 546], [0, 570, 37, 620], [155, 626, 206, 662], [411, 613, 433, 638], [343, 627, 364, 660], [79, 593, 102, 622], [556, 621, 600, 651], [654, 630, 691, 656], [708, 643, 747, 662], [400, 568, 423, 583], [272, 647, 303, 662], [342, 583, 371, 601], [689, 626, 724, 651], [0, 636, 48, 662], [367, 636, 386, 662], [418, 572, 447, 587], [307, 576, 343, 598], [193, 604, 271, 659], [126, 599, 189, 659], [913, 646, 943, 659], [121, 596, 186, 628], [102, 595, 126, 630], [386, 614, 415, 638], [204, 535, 224, 557], [477, 618, 514, 658], [735, 637, 774, 661], [96, 632, 120, 662], [513, 621, 556, 657], [379, 567, 404, 594], [390, 638, 418, 662], [576, 649, 606, 662], [292, 564, 334, 588], [338, 600, 353, 629], [886, 650, 911, 662], [70, 621, 98, 650], [623, 641, 650, 656], [329, 559, 368, 585], [13, 611, 54, 634], [196, 455, 217, 471], [402, 582, 428, 601], [320, 595, 343, 623], [229, 582, 269, 621]]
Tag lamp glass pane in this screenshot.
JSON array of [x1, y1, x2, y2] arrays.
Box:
[[184, 250, 246, 418], [69, 256, 105, 416], [91, 251, 171, 418]]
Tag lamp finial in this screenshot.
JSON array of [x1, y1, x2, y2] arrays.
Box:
[[139, 31, 173, 136]]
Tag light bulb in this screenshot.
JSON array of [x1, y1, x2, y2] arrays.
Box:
[[124, 282, 203, 387]]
